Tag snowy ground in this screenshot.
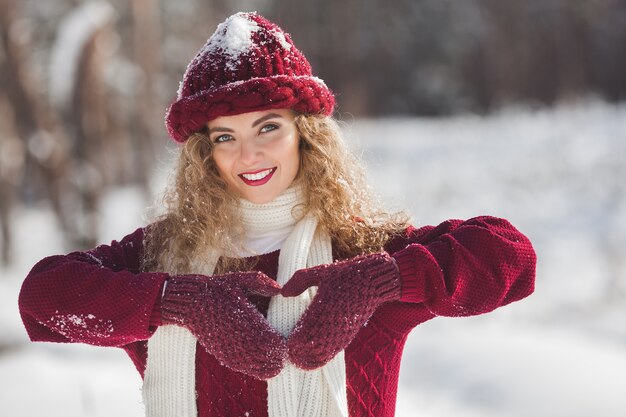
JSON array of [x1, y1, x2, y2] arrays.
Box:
[[1, 100, 625, 417]]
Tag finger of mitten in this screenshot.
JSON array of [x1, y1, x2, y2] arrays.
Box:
[[281, 267, 326, 297], [287, 297, 369, 370], [201, 334, 287, 380], [238, 271, 282, 297], [231, 328, 288, 379], [194, 300, 288, 379], [288, 315, 360, 370]]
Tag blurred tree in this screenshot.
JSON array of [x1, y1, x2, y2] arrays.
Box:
[[0, 0, 74, 263], [129, 0, 161, 196], [0, 98, 22, 265], [49, 1, 117, 248], [2, 0, 626, 265]]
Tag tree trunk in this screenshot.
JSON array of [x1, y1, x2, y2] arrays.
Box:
[[0, 0, 74, 258], [131, 0, 162, 199]]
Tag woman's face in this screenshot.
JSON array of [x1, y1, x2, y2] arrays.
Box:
[[207, 109, 300, 204]]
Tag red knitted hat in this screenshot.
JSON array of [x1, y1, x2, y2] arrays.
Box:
[[165, 12, 335, 143]]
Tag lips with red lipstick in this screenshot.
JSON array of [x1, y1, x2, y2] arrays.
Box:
[[238, 167, 277, 186]]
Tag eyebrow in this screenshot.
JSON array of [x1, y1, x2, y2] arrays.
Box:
[[207, 113, 283, 135], [207, 126, 234, 135], [252, 113, 283, 127]]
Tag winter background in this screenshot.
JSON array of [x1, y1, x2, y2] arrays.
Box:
[[1, 1, 626, 417]]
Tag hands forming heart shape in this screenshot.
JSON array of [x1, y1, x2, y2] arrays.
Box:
[[161, 252, 401, 380]]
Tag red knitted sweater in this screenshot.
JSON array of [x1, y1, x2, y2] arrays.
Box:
[[18, 216, 536, 417]]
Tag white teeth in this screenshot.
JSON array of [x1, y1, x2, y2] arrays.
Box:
[[241, 168, 273, 181]]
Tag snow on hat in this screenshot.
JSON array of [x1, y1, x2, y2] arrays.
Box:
[[165, 12, 336, 143]]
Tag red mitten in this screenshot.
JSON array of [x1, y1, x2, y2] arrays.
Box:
[[281, 252, 401, 370], [161, 272, 287, 380]]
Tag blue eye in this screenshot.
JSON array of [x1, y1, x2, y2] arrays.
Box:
[[214, 134, 233, 143], [260, 124, 278, 134]]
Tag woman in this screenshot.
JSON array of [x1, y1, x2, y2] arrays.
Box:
[[18, 12, 536, 417]]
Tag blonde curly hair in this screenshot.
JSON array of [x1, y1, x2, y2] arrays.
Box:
[[143, 114, 409, 274]]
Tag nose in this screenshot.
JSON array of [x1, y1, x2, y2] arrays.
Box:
[[239, 139, 262, 167]]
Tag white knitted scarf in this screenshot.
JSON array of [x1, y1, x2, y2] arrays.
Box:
[[143, 186, 348, 417]]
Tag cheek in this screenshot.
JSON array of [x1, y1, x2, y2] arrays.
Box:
[[280, 137, 300, 177], [211, 150, 232, 179]]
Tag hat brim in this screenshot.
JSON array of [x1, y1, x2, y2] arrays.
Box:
[[165, 75, 335, 143]]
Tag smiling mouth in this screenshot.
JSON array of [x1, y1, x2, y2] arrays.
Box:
[[239, 167, 277, 186]]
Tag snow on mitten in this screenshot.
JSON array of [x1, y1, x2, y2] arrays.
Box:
[[161, 272, 287, 379], [281, 252, 401, 370]]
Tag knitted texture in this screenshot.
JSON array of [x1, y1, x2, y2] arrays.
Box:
[[19, 216, 537, 417], [264, 213, 347, 417], [161, 273, 286, 380], [282, 252, 401, 370], [143, 325, 198, 417], [18, 227, 167, 350], [194, 250, 278, 417], [242, 186, 347, 417], [165, 12, 335, 142], [145, 186, 347, 417]]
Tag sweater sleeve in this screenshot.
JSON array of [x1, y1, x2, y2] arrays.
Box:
[[387, 216, 536, 317], [18, 227, 169, 347]]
